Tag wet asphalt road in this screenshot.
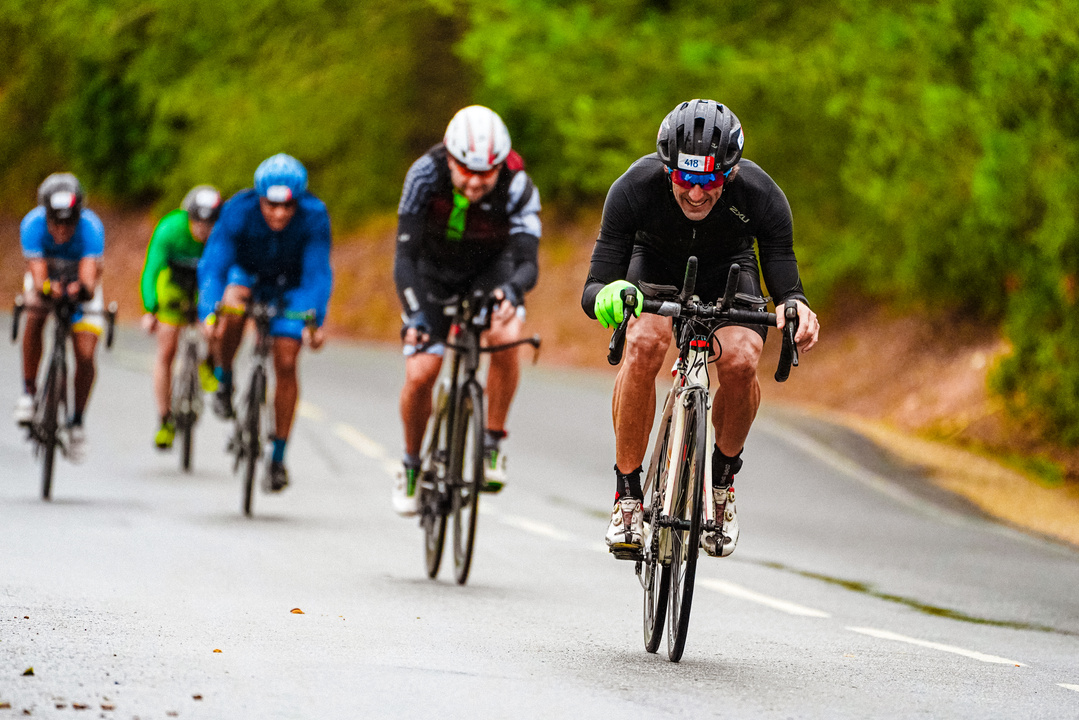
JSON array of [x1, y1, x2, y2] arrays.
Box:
[[1, 326, 1078, 718]]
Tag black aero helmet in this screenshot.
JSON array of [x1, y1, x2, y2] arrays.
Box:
[[37, 172, 84, 223], [182, 184, 223, 222], [656, 99, 744, 174]]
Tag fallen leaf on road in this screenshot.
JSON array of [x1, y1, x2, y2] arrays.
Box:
[[193, 695, 203, 700], [290, 608, 304, 614], [101, 704, 115, 711], [213, 649, 222, 653], [167, 712, 178, 717], [0, 702, 10, 709], [54, 704, 66, 710], [23, 616, 28, 620], [21, 667, 33, 676], [72, 703, 88, 710]]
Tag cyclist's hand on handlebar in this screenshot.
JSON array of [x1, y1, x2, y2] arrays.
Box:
[[201, 313, 218, 341], [776, 299, 820, 352], [141, 312, 158, 335], [594, 280, 641, 329], [401, 314, 430, 349], [490, 287, 517, 323], [303, 324, 326, 350]]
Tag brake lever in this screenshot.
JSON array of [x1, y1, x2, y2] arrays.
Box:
[[774, 301, 800, 382]]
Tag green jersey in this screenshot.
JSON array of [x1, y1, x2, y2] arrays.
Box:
[[139, 209, 206, 313]]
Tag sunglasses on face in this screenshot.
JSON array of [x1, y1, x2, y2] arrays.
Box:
[[668, 167, 732, 191], [450, 157, 501, 180]]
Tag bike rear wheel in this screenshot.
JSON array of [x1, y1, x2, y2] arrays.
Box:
[[666, 390, 707, 662], [421, 385, 450, 578], [176, 344, 200, 472], [39, 353, 65, 501], [241, 366, 266, 517], [643, 412, 674, 653], [450, 381, 485, 585]]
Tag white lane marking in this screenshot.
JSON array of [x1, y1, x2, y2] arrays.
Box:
[[1058, 684, 1079, 693], [848, 626, 1027, 666], [334, 423, 388, 460], [498, 515, 574, 542], [699, 578, 831, 618], [298, 400, 326, 421]]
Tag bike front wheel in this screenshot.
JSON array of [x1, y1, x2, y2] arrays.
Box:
[[176, 347, 200, 473], [643, 412, 674, 653], [420, 385, 450, 579], [666, 389, 707, 662], [38, 354, 65, 501], [241, 367, 266, 517], [450, 380, 485, 585]]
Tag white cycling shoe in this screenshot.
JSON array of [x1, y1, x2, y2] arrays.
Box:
[[14, 394, 34, 426], [392, 465, 420, 517], [701, 485, 739, 558], [66, 424, 88, 465], [605, 496, 644, 558]]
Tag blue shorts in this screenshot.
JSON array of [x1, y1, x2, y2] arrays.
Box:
[[226, 266, 308, 340]]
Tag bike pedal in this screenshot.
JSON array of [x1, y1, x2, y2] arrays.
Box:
[[609, 546, 643, 561]]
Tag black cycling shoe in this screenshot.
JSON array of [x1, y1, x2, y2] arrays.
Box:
[[266, 461, 290, 493], [211, 384, 234, 420]]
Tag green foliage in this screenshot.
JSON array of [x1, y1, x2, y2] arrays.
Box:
[[0, 0, 472, 219]]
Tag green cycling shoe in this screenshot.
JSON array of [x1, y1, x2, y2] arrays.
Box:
[[155, 419, 176, 450]]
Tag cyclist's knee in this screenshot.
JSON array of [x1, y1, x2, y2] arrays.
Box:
[[624, 317, 670, 375], [716, 332, 763, 383], [273, 338, 301, 376], [404, 354, 441, 392]]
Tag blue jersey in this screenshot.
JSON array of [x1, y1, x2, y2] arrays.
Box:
[[198, 189, 333, 326], [20, 207, 105, 264]]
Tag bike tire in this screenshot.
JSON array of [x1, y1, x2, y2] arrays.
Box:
[[643, 413, 674, 653], [420, 388, 450, 579], [39, 354, 65, 502], [666, 389, 707, 662], [178, 347, 199, 473], [242, 366, 265, 517], [450, 380, 484, 585]]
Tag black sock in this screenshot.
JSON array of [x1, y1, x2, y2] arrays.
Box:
[[484, 429, 507, 451], [712, 446, 742, 488], [614, 464, 643, 500], [23, 379, 36, 396], [70, 410, 83, 427]]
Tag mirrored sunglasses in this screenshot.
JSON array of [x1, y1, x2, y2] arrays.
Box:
[[669, 167, 731, 191]]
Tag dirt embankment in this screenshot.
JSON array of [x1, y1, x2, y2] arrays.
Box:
[[4, 206, 1079, 545]]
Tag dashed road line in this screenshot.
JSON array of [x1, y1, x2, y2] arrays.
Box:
[[699, 578, 831, 618], [298, 400, 326, 421], [497, 515, 575, 542], [847, 626, 1027, 666], [1058, 684, 1079, 693], [332, 422, 399, 476]]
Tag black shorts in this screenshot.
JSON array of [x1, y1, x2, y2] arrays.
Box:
[[414, 258, 514, 344], [627, 244, 769, 342]]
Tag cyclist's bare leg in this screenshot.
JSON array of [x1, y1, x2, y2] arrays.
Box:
[[21, 309, 47, 390], [400, 352, 443, 456], [709, 325, 763, 457], [272, 337, 302, 440], [215, 284, 250, 371], [483, 310, 523, 432], [153, 323, 180, 419], [72, 330, 98, 418], [612, 313, 672, 473]]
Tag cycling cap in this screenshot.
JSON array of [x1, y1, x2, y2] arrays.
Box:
[[254, 153, 308, 203], [37, 172, 84, 223], [656, 99, 744, 175], [181, 184, 223, 222], [444, 105, 512, 172]]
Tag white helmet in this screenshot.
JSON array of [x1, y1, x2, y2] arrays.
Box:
[[444, 105, 511, 172]]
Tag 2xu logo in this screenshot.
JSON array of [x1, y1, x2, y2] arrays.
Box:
[[729, 206, 750, 223]]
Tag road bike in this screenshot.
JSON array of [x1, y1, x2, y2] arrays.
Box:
[[417, 290, 541, 584], [11, 291, 117, 500], [165, 258, 204, 472], [225, 300, 314, 516], [607, 256, 799, 661]]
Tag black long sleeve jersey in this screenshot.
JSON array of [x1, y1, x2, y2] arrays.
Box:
[[581, 154, 807, 316], [394, 144, 541, 320]]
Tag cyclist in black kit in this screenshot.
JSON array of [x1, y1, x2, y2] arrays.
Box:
[[393, 105, 541, 515], [582, 99, 820, 558]]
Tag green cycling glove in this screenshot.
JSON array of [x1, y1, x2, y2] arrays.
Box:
[[594, 280, 641, 329]]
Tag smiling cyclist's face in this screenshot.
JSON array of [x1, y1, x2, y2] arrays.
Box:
[[671, 181, 724, 222], [259, 198, 298, 232]]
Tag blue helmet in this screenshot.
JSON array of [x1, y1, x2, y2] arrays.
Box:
[[254, 154, 308, 203]]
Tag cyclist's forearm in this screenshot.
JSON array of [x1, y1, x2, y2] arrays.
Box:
[[506, 233, 539, 296]]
